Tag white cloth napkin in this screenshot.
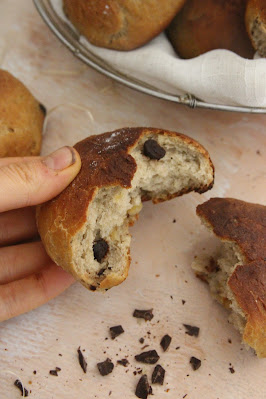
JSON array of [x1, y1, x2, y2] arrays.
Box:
[[54, 0, 266, 108]]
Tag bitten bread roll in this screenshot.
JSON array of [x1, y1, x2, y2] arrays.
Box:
[[37, 127, 214, 291], [246, 0, 266, 57], [0, 69, 45, 157], [192, 198, 266, 358], [167, 0, 254, 59], [63, 0, 187, 50]]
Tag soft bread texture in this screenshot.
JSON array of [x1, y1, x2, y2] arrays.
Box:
[[37, 127, 214, 292], [0, 69, 45, 157], [167, 0, 254, 59], [63, 0, 187, 51], [192, 198, 266, 357], [246, 0, 266, 57]]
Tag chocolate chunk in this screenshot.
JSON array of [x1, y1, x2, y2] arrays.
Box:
[[77, 347, 87, 373], [135, 350, 160, 364], [160, 334, 172, 352], [90, 285, 97, 291], [139, 338, 145, 344], [117, 359, 129, 367], [49, 370, 58, 376], [93, 239, 109, 262], [97, 358, 114, 376], [190, 357, 201, 371], [152, 365, 165, 385], [183, 324, 200, 337], [143, 139, 166, 160], [14, 380, 29, 397], [135, 375, 151, 399], [39, 103, 47, 115], [133, 309, 154, 321], [109, 325, 124, 339]]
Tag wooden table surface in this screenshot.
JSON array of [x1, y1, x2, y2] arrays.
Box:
[[0, 1, 265, 398]]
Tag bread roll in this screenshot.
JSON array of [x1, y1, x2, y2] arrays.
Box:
[[167, 0, 254, 59], [0, 69, 45, 157], [37, 127, 214, 292], [246, 0, 266, 57], [192, 198, 266, 358], [63, 0, 187, 50]]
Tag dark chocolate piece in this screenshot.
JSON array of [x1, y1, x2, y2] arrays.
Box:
[[143, 139, 166, 160], [133, 309, 154, 321], [93, 239, 109, 262], [229, 367, 235, 374], [49, 370, 58, 376], [77, 347, 87, 373], [151, 365, 165, 385], [183, 324, 200, 337], [182, 300, 186, 305], [90, 285, 97, 291], [117, 359, 129, 367], [97, 358, 114, 376], [160, 334, 172, 352], [33, 371, 37, 375], [190, 357, 201, 371], [14, 380, 29, 397], [39, 103, 47, 115], [135, 375, 151, 399], [139, 338, 145, 344], [109, 325, 124, 340], [135, 350, 159, 364]]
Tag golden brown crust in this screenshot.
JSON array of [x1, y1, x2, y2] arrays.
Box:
[[63, 0, 187, 50], [0, 69, 44, 157], [167, 0, 254, 59], [197, 197, 266, 357], [228, 260, 266, 357], [245, 0, 266, 55], [37, 127, 214, 291]]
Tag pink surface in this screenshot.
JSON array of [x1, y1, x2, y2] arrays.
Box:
[[0, 1, 265, 398]]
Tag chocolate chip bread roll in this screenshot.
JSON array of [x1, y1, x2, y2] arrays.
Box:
[[192, 198, 266, 358], [0, 69, 45, 157], [37, 127, 214, 292]]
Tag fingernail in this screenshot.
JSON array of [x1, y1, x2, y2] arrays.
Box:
[[43, 146, 76, 171]]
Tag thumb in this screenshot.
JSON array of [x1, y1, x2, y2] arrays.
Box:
[[0, 146, 81, 212]]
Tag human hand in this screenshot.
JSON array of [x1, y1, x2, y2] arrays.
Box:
[[0, 146, 81, 322]]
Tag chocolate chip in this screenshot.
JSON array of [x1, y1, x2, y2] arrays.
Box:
[[229, 367, 235, 374], [135, 375, 151, 399], [49, 370, 58, 376], [135, 350, 160, 364], [98, 268, 106, 276], [77, 347, 87, 373], [152, 364, 165, 385], [97, 358, 114, 376], [190, 357, 201, 371], [90, 285, 97, 291], [117, 359, 129, 367], [160, 334, 172, 352], [39, 103, 47, 116], [133, 309, 154, 321], [33, 371, 37, 375], [183, 324, 200, 337], [182, 300, 186, 305], [14, 380, 29, 397], [93, 239, 109, 262], [143, 139, 166, 160], [139, 338, 145, 344], [109, 325, 124, 339]]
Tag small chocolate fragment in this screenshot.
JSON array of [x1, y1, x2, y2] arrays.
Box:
[[183, 324, 200, 337], [182, 300, 186, 305], [90, 285, 97, 291], [139, 338, 145, 344], [190, 357, 201, 371], [135, 350, 160, 364], [143, 139, 166, 160], [117, 359, 129, 367], [152, 365, 165, 385], [229, 367, 235, 374], [93, 239, 109, 262], [97, 358, 114, 376], [39, 103, 47, 116], [133, 309, 154, 321], [109, 325, 124, 340], [49, 370, 58, 376], [14, 380, 29, 397], [135, 375, 151, 399], [98, 268, 106, 276], [77, 347, 87, 373], [33, 371, 37, 375], [160, 334, 172, 352]]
